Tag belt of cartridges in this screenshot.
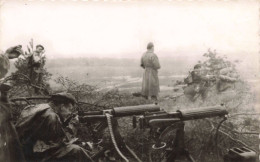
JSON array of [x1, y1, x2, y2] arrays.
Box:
[[105, 113, 129, 162]]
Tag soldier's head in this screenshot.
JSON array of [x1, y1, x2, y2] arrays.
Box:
[[49, 92, 76, 114], [36, 44, 44, 53], [193, 64, 202, 73], [147, 42, 154, 51], [194, 64, 201, 70]]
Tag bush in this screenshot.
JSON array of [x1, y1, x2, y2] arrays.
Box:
[[9, 39, 51, 98]]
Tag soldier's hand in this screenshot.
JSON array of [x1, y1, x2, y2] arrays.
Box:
[[206, 75, 215, 80]]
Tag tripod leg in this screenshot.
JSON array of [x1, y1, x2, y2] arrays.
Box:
[[183, 149, 195, 162], [188, 154, 195, 162], [171, 122, 196, 162]]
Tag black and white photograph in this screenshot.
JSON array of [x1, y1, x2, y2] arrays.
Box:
[[0, 0, 259, 161]]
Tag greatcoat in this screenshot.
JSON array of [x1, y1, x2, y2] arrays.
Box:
[[141, 50, 160, 97]]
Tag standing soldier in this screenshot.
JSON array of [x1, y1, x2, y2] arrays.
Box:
[[28, 44, 45, 93], [0, 45, 25, 162], [28, 44, 45, 84], [141, 42, 161, 100]]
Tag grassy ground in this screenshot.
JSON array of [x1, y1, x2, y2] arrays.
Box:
[[98, 80, 259, 162], [46, 70, 259, 162]]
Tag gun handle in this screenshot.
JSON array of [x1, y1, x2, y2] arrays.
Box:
[[149, 118, 180, 128]]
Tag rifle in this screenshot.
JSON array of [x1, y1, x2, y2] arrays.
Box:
[[136, 105, 228, 162], [78, 104, 161, 162]]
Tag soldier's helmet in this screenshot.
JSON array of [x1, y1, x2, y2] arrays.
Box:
[[50, 92, 77, 105], [194, 64, 201, 70], [147, 42, 154, 50]]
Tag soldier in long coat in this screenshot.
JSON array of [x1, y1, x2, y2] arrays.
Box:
[[141, 42, 161, 100]]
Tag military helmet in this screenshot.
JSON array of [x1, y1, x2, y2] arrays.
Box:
[[194, 64, 201, 69], [147, 42, 154, 50], [50, 92, 77, 105]]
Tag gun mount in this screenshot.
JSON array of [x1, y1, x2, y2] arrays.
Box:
[[140, 104, 228, 162], [78, 104, 161, 162]]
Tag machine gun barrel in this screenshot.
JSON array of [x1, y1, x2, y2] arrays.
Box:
[[79, 104, 161, 123], [113, 104, 160, 117], [149, 105, 228, 127], [176, 105, 228, 120]]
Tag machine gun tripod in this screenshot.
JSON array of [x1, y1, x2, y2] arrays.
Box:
[[78, 104, 161, 162]]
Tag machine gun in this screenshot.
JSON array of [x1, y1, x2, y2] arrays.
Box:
[[78, 104, 161, 162], [135, 105, 228, 162], [136, 105, 227, 129]]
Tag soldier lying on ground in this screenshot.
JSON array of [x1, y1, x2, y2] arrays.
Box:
[[184, 64, 214, 101], [216, 64, 238, 93], [0, 45, 25, 162], [15, 92, 94, 162]]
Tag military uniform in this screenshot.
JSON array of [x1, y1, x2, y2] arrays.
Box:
[[216, 67, 238, 92], [141, 43, 161, 99], [16, 93, 93, 162], [0, 48, 25, 162], [184, 65, 208, 101]]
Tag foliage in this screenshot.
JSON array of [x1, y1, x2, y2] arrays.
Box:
[[163, 49, 259, 161], [9, 39, 51, 97], [201, 48, 239, 76], [54, 75, 151, 111]]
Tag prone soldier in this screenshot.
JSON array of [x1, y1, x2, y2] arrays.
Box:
[[216, 64, 238, 93], [184, 64, 214, 101]]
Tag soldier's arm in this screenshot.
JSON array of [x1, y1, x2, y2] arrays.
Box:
[[193, 71, 208, 81], [152, 54, 161, 70], [140, 58, 144, 68], [140, 55, 145, 69], [200, 75, 209, 81]]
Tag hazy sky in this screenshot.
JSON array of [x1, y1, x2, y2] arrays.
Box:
[[0, 0, 259, 63]]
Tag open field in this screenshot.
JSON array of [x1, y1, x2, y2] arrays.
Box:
[[44, 58, 260, 111], [8, 57, 260, 112]]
